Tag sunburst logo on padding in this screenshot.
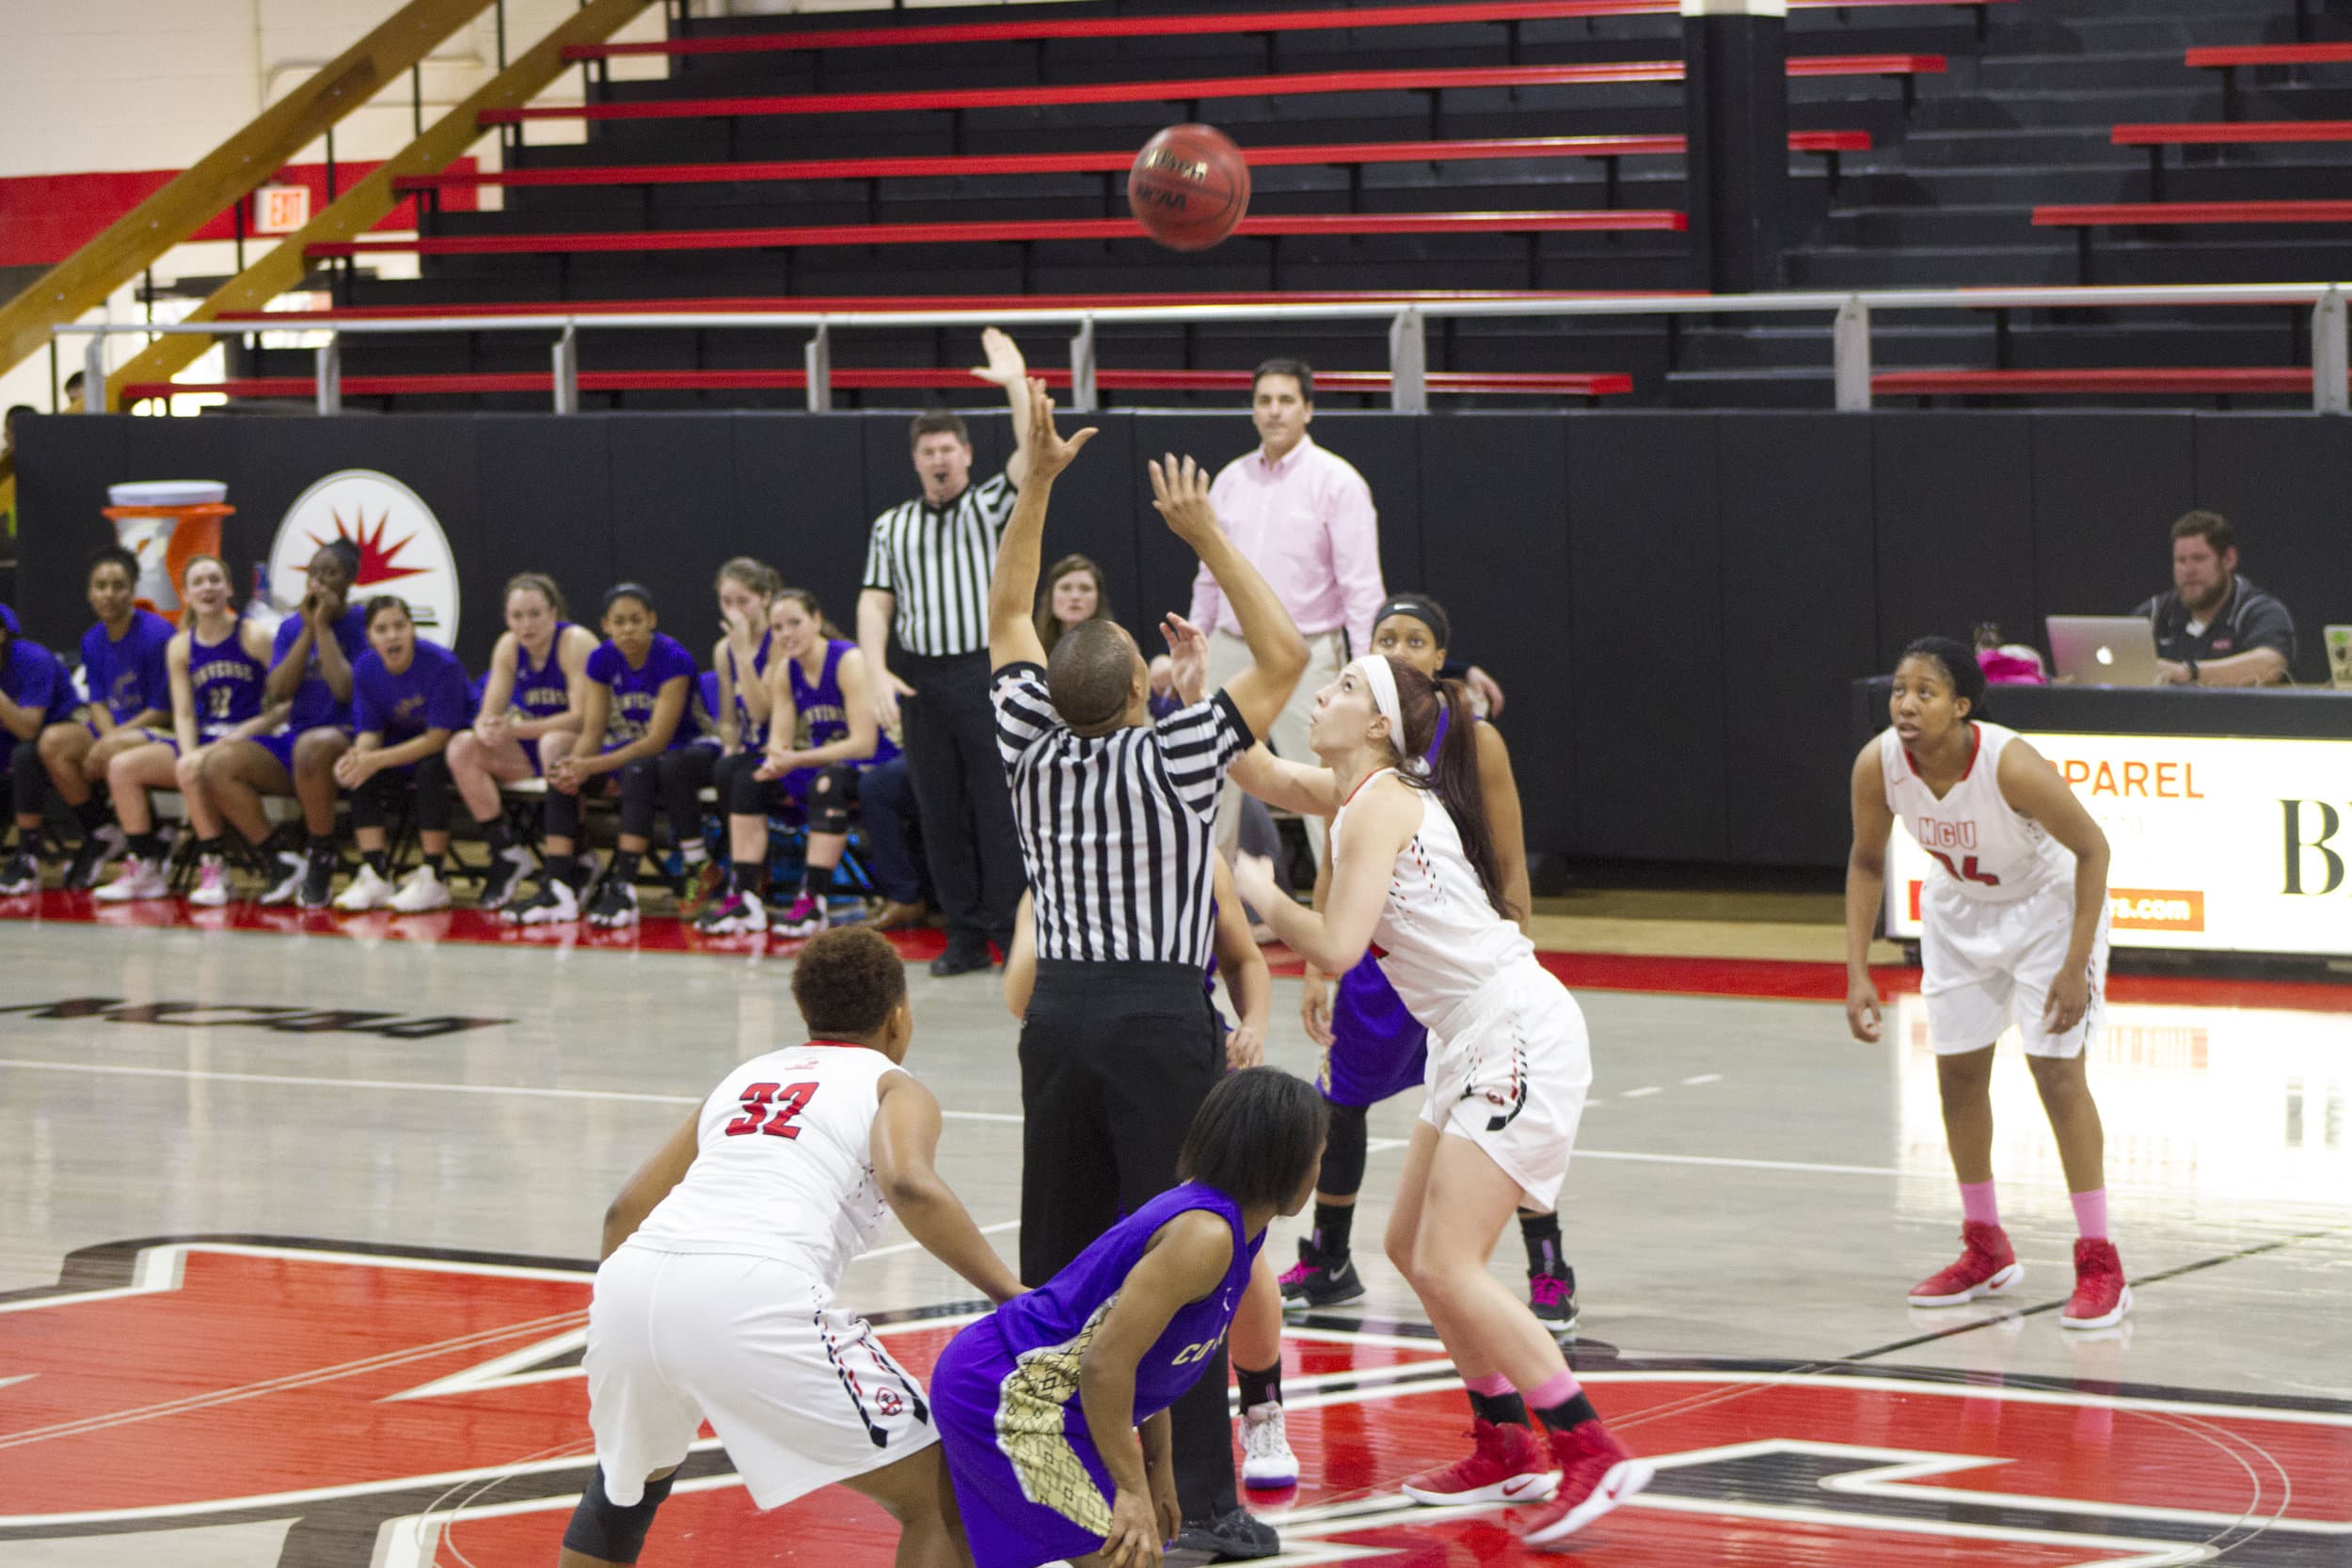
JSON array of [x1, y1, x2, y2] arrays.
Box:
[[269, 470, 460, 646]]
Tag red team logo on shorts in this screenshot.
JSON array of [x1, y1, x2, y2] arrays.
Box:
[[2, 1238, 2344, 1567]]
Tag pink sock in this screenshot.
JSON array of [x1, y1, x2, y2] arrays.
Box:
[[1521, 1370, 1581, 1410], [1466, 1372, 1514, 1397], [2070, 1187, 2108, 1241], [1960, 1180, 1999, 1227]]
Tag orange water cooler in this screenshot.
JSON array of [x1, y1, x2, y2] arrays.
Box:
[[103, 481, 235, 626]]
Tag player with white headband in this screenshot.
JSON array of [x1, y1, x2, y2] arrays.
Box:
[[1230, 653, 1650, 1546]]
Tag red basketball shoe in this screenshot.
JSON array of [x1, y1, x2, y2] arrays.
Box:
[[1908, 1220, 2023, 1307], [1520, 1419, 1654, 1547], [2061, 1238, 2133, 1330], [1400, 1418, 1559, 1506]]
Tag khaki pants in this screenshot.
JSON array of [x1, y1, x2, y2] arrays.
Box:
[[1209, 626, 1346, 871]]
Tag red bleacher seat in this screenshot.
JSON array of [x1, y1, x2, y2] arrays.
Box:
[[123, 368, 1635, 403], [2034, 200, 2352, 226], [310, 209, 1689, 262], [568, 1, 2000, 59], [2112, 119, 2352, 146], [479, 57, 1943, 125], [394, 133, 1872, 196], [2184, 42, 2352, 70]]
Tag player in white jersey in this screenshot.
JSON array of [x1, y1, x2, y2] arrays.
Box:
[[1844, 636, 2129, 1331], [1229, 654, 1651, 1548], [561, 927, 1023, 1568]]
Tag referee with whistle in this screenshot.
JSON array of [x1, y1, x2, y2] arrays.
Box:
[[987, 379, 1309, 1560]]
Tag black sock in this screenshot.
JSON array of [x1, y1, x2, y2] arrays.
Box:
[[1236, 1359, 1282, 1411], [198, 836, 226, 859], [1533, 1391, 1598, 1433], [801, 862, 831, 899], [74, 798, 109, 834], [126, 832, 164, 859], [421, 851, 444, 876], [734, 859, 766, 899], [1519, 1210, 1563, 1274], [1468, 1387, 1530, 1428], [544, 853, 576, 886], [363, 849, 389, 876], [611, 849, 642, 883], [478, 818, 513, 853], [307, 832, 336, 862], [1311, 1202, 1356, 1260]]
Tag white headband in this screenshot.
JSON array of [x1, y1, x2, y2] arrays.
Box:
[[1348, 656, 1427, 776]]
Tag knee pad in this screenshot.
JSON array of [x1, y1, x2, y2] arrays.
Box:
[[807, 765, 853, 836], [348, 770, 391, 831], [411, 753, 452, 832], [561, 1465, 674, 1563], [1318, 1101, 1370, 1196], [727, 757, 773, 816]]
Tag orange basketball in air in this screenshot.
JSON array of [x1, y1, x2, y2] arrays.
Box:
[[1127, 123, 1251, 252]]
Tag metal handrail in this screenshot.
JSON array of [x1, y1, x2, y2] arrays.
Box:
[[58, 281, 2352, 416]]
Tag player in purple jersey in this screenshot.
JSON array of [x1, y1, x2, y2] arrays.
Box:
[[676, 557, 779, 922], [92, 555, 280, 904], [507, 584, 700, 928], [243, 539, 373, 908], [30, 546, 173, 889], [929, 1069, 1325, 1568], [0, 605, 70, 895], [447, 573, 596, 911], [1279, 594, 1577, 1329], [328, 596, 473, 913]]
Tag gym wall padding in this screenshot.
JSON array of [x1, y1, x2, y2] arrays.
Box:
[[15, 409, 2352, 871]]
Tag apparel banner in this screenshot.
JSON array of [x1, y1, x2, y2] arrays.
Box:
[[1885, 730, 2352, 958]]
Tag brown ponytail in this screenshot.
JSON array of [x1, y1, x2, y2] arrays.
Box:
[[1388, 658, 1509, 922]]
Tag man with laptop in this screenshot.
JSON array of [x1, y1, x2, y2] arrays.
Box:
[[2048, 510, 2297, 687]]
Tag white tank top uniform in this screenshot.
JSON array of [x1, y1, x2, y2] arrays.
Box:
[[585, 1043, 938, 1510], [1330, 768, 1593, 1209], [1879, 722, 2108, 1059]]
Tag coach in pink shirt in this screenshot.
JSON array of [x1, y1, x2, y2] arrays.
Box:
[[1187, 357, 1384, 867]]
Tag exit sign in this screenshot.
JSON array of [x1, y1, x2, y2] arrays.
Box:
[[253, 184, 310, 234]]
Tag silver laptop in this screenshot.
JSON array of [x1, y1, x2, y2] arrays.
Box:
[[2047, 616, 2161, 686]]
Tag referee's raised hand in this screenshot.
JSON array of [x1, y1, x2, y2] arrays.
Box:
[[1023, 376, 1096, 482]]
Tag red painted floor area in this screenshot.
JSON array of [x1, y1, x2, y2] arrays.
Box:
[[8, 886, 2349, 1010], [2, 1241, 2343, 1567]]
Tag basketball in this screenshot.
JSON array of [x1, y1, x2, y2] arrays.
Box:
[[1127, 122, 1251, 251]]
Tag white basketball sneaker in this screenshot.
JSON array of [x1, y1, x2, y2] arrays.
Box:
[[333, 863, 395, 912]]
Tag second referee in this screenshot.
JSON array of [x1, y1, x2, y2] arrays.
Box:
[[987, 382, 1309, 1560]]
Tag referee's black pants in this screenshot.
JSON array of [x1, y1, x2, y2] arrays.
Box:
[[899, 652, 1023, 954], [1019, 959, 1240, 1523]]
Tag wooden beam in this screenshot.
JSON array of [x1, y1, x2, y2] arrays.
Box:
[[101, 0, 655, 413], [0, 0, 495, 384]]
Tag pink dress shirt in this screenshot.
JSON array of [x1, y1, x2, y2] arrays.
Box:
[[1187, 434, 1385, 654]]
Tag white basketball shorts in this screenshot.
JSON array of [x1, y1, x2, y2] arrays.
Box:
[[1920, 879, 2109, 1059], [585, 1244, 936, 1511], [1418, 961, 1592, 1210]]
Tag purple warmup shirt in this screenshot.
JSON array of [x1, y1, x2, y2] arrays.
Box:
[[353, 641, 472, 741]]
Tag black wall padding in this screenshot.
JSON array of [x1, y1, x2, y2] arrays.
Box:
[[16, 409, 2352, 870]]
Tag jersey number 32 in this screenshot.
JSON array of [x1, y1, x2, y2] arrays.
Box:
[[724, 1082, 819, 1139]]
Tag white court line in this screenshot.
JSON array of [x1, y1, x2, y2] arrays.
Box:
[[855, 1219, 1019, 1261]]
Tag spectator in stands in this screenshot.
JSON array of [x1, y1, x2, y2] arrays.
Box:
[[62, 373, 86, 414], [445, 573, 596, 911], [32, 545, 174, 889], [2137, 510, 2296, 687], [1033, 553, 1111, 660], [1191, 357, 1384, 871], [330, 596, 473, 914], [2, 404, 30, 454], [0, 605, 71, 895], [857, 327, 1036, 976]]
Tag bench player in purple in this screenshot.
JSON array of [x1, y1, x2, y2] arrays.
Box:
[[928, 1068, 1325, 1568]]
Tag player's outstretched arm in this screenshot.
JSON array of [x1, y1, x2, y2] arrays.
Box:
[[1233, 781, 1415, 974], [1227, 742, 1338, 818], [602, 1112, 701, 1259], [1148, 453, 1306, 739], [871, 1073, 1024, 1304], [1843, 739, 1895, 1044]]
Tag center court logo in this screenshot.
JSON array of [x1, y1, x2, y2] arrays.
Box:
[[268, 469, 461, 647]]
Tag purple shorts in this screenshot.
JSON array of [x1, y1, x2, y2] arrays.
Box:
[[930, 1321, 1118, 1568], [247, 724, 347, 778], [1321, 957, 1430, 1108]]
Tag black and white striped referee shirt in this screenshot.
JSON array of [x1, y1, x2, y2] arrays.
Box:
[[862, 473, 1019, 658], [993, 663, 1255, 966]]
